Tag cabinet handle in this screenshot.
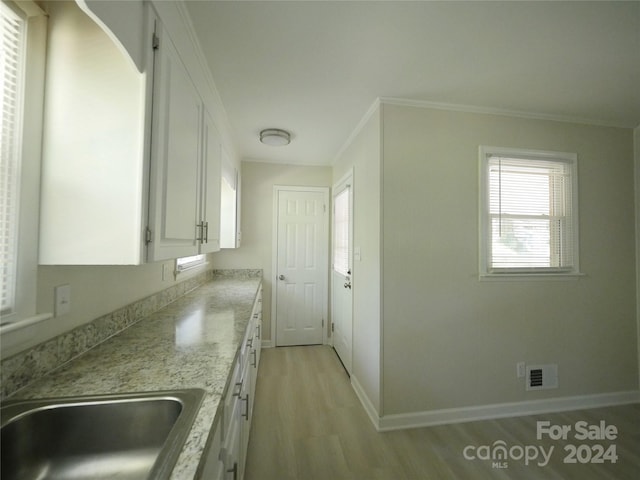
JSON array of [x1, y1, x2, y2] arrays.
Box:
[[232, 381, 242, 397], [204, 221, 209, 243], [257, 324, 261, 339], [241, 394, 249, 420], [246, 338, 253, 348], [196, 222, 203, 242], [251, 349, 257, 367], [227, 461, 238, 480]]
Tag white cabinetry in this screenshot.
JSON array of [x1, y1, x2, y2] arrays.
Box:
[[146, 17, 221, 261], [39, 0, 150, 265], [197, 285, 262, 480], [39, 1, 229, 265], [200, 111, 222, 254]]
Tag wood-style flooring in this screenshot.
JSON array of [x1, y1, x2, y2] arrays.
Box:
[[245, 345, 640, 480]]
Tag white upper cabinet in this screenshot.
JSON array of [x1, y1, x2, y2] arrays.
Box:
[[39, 1, 231, 265], [147, 18, 202, 261], [39, 0, 151, 265], [146, 17, 222, 262], [200, 110, 223, 254]]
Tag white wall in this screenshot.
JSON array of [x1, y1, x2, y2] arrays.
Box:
[[381, 104, 638, 415], [212, 161, 333, 343], [333, 106, 383, 414]]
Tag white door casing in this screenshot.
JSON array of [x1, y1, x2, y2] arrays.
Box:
[[273, 187, 329, 346], [331, 171, 353, 374]]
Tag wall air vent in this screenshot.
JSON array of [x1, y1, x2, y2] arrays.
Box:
[[526, 364, 558, 391]]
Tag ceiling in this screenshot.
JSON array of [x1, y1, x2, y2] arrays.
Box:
[[185, 1, 640, 166]]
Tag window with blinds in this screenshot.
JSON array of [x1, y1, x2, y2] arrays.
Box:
[[333, 186, 350, 276], [176, 254, 207, 272], [480, 146, 579, 276], [1, 2, 26, 315]]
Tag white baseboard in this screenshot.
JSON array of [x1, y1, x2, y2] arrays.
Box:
[[376, 390, 640, 432], [351, 375, 381, 430], [261, 339, 274, 348]]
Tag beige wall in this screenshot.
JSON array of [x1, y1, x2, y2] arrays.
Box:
[[381, 104, 638, 415], [0, 259, 207, 359], [333, 106, 383, 413], [213, 161, 333, 342]]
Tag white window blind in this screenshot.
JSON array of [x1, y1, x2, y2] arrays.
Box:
[[0, 2, 26, 314], [333, 186, 350, 276], [481, 147, 579, 275], [176, 254, 206, 272]]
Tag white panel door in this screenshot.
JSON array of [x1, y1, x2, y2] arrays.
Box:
[[331, 177, 353, 374], [275, 189, 328, 346]]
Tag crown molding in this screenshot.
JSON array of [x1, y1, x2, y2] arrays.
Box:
[[379, 97, 634, 129], [332, 98, 382, 165]]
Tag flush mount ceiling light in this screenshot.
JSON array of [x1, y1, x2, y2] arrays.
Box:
[[260, 128, 291, 146]]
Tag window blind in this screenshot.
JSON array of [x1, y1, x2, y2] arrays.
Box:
[[333, 186, 350, 276], [488, 155, 574, 271], [176, 254, 206, 272], [0, 2, 26, 314]]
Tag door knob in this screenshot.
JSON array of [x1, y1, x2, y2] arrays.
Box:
[[279, 274, 285, 280]]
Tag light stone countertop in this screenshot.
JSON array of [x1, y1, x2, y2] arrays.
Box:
[[11, 274, 262, 480]]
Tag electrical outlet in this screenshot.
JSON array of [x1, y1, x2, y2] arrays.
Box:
[[517, 361, 526, 378], [55, 284, 71, 317]]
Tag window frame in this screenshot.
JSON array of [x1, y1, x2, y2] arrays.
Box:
[[479, 145, 581, 279], [0, 0, 48, 327], [332, 184, 351, 277]]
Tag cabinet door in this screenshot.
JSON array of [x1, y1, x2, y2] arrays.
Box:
[[238, 362, 251, 480], [196, 420, 224, 480], [199, 110, 222, 254], [147, 19, 201, 261], [222, 398, 241, 480]]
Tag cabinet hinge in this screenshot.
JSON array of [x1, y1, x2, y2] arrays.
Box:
[[152, 32, 159, 50], [145, 227, 152, 245]]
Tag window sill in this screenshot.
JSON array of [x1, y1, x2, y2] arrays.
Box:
[[0, 312, 53, 333], [479, 272, 586, 282]]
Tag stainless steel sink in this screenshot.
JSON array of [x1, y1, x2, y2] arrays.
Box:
[[1, 389, 205, 480]]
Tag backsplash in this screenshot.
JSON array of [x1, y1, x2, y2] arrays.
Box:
[[1, 269, 261, 399]]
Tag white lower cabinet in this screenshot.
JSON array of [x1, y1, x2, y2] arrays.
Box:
[[198, 286, 262, 480]]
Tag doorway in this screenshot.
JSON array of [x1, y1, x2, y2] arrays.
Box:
[[272, 186, 329, 346]]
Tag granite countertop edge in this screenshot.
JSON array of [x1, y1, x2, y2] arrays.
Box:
[[8, 274, 263, 480]]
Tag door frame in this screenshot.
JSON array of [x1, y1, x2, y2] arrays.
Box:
[[271, 185, 330, 346], [330, 169, 354, 371]]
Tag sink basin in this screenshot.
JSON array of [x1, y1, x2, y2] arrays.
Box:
[[1, 389, 204, 480]]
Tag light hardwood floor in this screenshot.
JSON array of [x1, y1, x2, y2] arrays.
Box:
[[245, 345, 640, 480]]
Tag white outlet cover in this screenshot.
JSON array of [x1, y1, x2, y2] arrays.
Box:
[[55, 284, 71, 317]]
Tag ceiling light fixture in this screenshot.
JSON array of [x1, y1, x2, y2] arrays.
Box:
[[260, 128, 291, 146]]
